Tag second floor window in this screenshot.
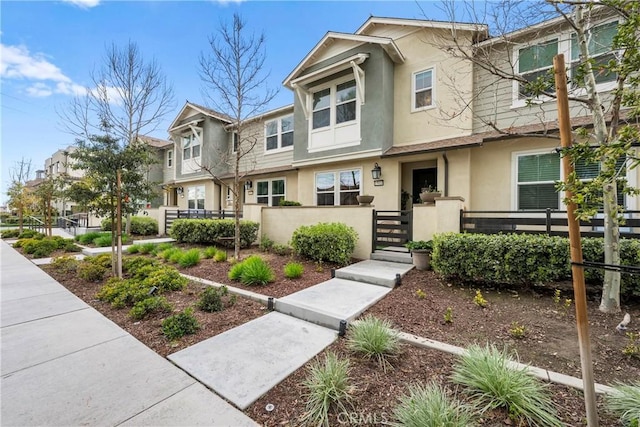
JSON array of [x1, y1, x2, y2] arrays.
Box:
[[265, 115, 294, 151], [182, 133, 200, 160], [517, 39, 558, 99], [413, 69, 434, 110], [312, 80, 357, 130], [570, 21, 618, 86], [167, 150, 173, 168]]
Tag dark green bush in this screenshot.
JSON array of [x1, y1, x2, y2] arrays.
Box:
[[123, 256, 158, 277], [63, 240, 82, 252], [169, 219, 259, 248], [259, 235, 274, 252], [162, 308, 200, 340], [97, 277, 148, 308], [21, 238, 59, 258], [272, 244, 291, 256], [432, 233, 640, 298], [291, 222, 358, 266], [1, 229, 20, 238], [102, 216, 158, 235], [198, 286, 234, 312], [279, 200, 302, 206], [129, 296, 173, 320], [76, 231, 104, 244], [77, 262, 107, 282], [18, 229, 44, 239]]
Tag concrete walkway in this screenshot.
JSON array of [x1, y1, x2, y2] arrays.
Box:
[[0, 240, 257, 426]]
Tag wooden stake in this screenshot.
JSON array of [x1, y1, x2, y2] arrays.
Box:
[[554, 54, 599, 426]]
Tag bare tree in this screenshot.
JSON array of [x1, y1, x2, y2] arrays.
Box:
[[6, 158, 35, 234], [58, 41, 175, 273], [432, 0, 639, 313], [199, 13, 277, 260]]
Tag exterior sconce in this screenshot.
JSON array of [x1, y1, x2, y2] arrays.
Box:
[[371, 163, 382, 180], [244, 180, 252, 191], [176, 186, 184, 198]]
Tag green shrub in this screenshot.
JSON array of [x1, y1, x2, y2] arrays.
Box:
[[123, 256, 158, 277], [302, 352, 353, 427], [86, 253, 113, 269], [279, 200, 302, 206], [178, 248, 201, 268], [169, 250, 184, 264], [141, 266, 188, 292], [393, 382, 476, 427], [18, 229, 44, 239], [202, 246, 218, 259], [159, 247, 181, 261], [77, 231, 104, 245], [198, 286, 234, 312], [347, 315, 401, 371], [63, 240, 82, 252], [432, 233, 640, 298], [129, 296, 173, 320], [272, 244, 291, 256], [152, 242, 174, 255], [451, 345, 561, 427], [213, 250, 227, 262], [102, 216, 158, 235], [284, 262, 304, 279], [1, 229, 20, 238], [169, 219, 259, 247], [291, 222, 357, 266], [50, 255, 79, 273], [22, 238, 59, 257], [228, 260, 246, 281], [97, 277, 149, 308], [138, 242, 156, 255], [77, 262, 107, 282], [162, 307, 200, 340], [127, 244, 141, 254], [604, 382, 640, 426], [238, 256, 275, 286], [93, 235, 112, 247], [259, 235, 274, 252]]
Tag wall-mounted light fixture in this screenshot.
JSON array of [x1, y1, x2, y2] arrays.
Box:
[[176, 186, 184, 198], [372, 163, 384, 186], [244, 180, 252, 191]]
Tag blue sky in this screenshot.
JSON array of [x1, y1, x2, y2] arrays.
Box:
[[1, 0, 451, 204]]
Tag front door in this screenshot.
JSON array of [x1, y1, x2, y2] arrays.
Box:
[[412, 168, 437, 204]]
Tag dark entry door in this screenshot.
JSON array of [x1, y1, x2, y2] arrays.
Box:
[[412, 168, 437, 203]]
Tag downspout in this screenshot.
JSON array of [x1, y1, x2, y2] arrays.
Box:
[[442, 152, 449, 197]]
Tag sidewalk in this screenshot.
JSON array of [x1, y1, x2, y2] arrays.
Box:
[[0, 240, 257, 426]]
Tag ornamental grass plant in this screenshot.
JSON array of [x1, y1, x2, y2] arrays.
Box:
[[346, 315, 401, 372]]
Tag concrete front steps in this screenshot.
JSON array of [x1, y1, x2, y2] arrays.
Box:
[[370, 248, 413, 265]]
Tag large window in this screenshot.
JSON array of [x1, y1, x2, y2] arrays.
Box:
[[312, 80, 357, 130], [412, 69, 434, 110], [265, 115, 294, 151], [316, 169, 361, 206], [570, 21, 618, 86], [256, 179, 285, 206], [187, 185, 205, 210], [517, 39, 558, 99], [182, 133, 201, 160], [517, 152, 560, 210]]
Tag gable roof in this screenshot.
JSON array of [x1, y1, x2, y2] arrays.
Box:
[[168, 101, 233, 132], [356, 16, 487, 38], [138, 135, 172, 149], [283, 32, 404, 88]]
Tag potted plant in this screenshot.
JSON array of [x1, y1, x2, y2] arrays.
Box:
[[405, 240, 433, 270], [356, 194, 374, 206], [419, 185, 441, 204]]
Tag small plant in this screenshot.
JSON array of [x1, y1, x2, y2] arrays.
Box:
[[259, 235, 274, 252], [198, 286, 233, 313], [473, 290, 487, 308], [77, 261, 107, 282], [76, 231, 103, 245], [202, 246, 218, 259], [159, 247, 181, 261], [213, 250, 227, 262], [346, 315, 401, 372], [152, 242, 173, 256], [553, 289, 572, 316], [415, 288, 427, 299], [552, 289, 561, 305], [604, 382, 640, 426], [393, 382, 476, 427], [284, 262, 304, 279], [622, 332, 640, 359], [50, 255, 79, 273], [127, 244, 141, 254], [93, 235, 113, 247], [509, 322, 527, 339], [405, 240, 434, 252], [129, 296, 173, 320], [302, 352, 353, 427], [169, 250, 184, 264], [240, 256, 275, 286], [178, 248, 201, 268], [451, 345, 562, 427], [162, 307, 200, 340], [142, 266, 188, 292], [272, 243, 291, 256], [444, 307, 454, 324], [138, 242, 156, 255]]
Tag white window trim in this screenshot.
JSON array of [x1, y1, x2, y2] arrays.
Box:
[[255, 177, 286, 207], [511, 149, 562, 211], [411, 67, 436, 113], [231, 132, 238, 154], [187, 184, 206, 210], [314, 168, 363, 206], [167, 150, 173, 168], [182, 131, 202, 161], [309, 75, 361, 132], [264, 115, 294, 154]]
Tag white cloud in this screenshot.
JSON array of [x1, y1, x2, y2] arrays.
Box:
[[0, 42, 88, 98], [215, 0, 245, 5], [62, 0, 100, 9]]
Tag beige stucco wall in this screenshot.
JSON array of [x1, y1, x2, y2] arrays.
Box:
[[393, 29, 474, 146], [412, 197, 465, 240]]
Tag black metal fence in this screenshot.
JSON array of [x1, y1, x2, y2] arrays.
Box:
[[460, 209, 640, 239], [372, 210, 413, 252], [165, 209, 242, 230]]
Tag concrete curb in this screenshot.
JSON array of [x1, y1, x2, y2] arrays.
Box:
[[398, 332, 615, 395]]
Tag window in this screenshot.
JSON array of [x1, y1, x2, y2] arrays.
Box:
[[517, 39, 558, 99], [517, 152, 561, 210], [575, 156, 626, 206], [167, 150, 173, 168], [187, 185, 205, 209], [570, 21, 617, 86], [316, 169, 360, 206], [232, 132, 238, 153], [265, 115, 294, 151], [182, 133, 201, 160], [256, 179, 285, 206], [413, 69, 434, 110], [312, 80, 357, 130]]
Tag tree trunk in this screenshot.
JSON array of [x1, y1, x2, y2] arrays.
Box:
[[233, 148, 241, 261], [116, 169, 123, 278]]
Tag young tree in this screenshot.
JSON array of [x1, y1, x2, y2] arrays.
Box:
[[198, 13, 277, 260], [69, 133, 156, 277], [435, 0, 639, 313], [6, 158, 35, 234], [33, 176, 59, 236]]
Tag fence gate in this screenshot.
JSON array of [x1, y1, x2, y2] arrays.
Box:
[[372, 210, 412, 253]]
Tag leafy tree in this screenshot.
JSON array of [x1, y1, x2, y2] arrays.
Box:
[[198, 13, 277, 260]]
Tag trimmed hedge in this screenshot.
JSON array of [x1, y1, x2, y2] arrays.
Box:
[[101, 216, 158, 235], [431, 233, 640, 298], [291, 222, 357, 266], [169, 219, 259, 248]]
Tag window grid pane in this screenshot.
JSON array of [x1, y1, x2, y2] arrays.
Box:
[[281, 132, 294, 147], [336, 102, 356, 124], [336, 80, 356, 104]]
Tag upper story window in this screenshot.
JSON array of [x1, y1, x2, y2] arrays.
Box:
[[182, 133, 201, 160], [517, 39, 558, 99], [316, 169, 361, 206], [570, 21, 618, 86], [312, 80, 357, 130], [232, 132, 239, 153], [265, 115, 294, 151], [167, 150, 173, 168], [412, 69, 434, 110]]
